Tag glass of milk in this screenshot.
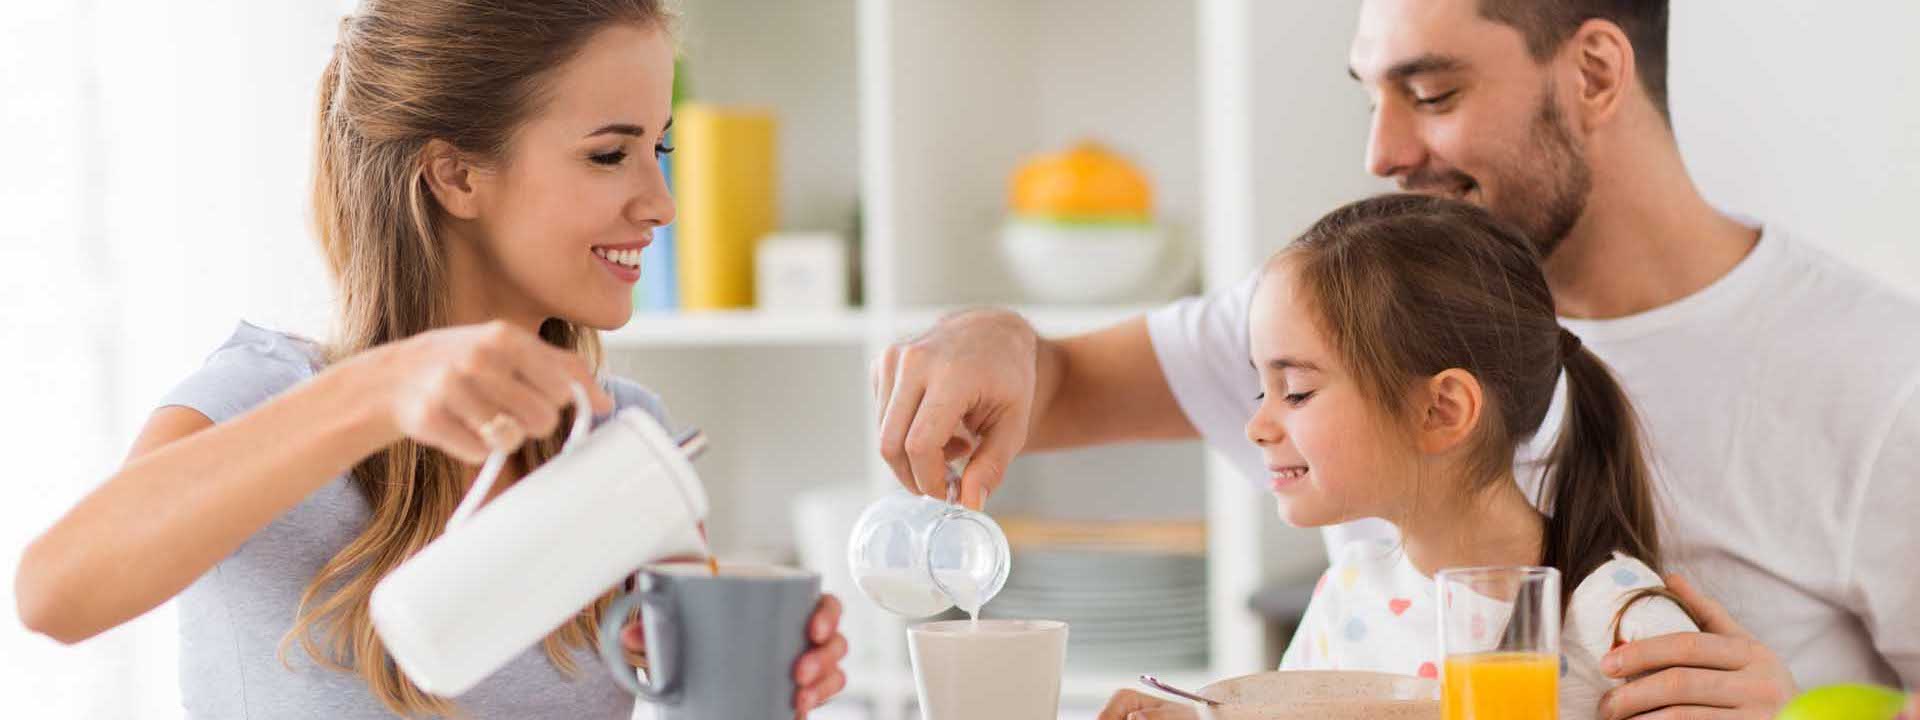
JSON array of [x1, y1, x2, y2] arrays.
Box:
[[846, 489, 1010, 621]]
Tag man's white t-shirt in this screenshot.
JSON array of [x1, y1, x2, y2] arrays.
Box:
[[1145, 225, 1920, 688]]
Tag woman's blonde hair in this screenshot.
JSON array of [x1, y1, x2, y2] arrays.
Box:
[[296, 0, 671, 715]]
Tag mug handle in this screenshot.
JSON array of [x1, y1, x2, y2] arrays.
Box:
[[598, 574, 681, 702], [447, 382, 598, 528]]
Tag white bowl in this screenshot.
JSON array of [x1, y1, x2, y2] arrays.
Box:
[[1190, 670, 1441, 720], [999, 220, 1165, 303]]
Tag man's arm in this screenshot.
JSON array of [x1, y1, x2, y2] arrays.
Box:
[[874, 310, 1197, 510], [1030, 316, 1197, 450]]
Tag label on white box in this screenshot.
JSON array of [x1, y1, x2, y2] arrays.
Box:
[[756, 231, 849, 311]]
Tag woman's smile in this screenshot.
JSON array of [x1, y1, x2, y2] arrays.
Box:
[[590, 240, 649, 283]]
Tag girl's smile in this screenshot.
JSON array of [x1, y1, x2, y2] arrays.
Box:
[[1267, 463, 1310, 493]]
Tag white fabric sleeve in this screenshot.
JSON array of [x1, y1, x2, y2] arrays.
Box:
[[1559, 556, 1700, 720], [1566, 555, 1700, 653], [1561, 593, 1700, 720], [1844, 374, 1920, 685], [1144, 271, 1264, 479], [1614, 593, 1702, 642]]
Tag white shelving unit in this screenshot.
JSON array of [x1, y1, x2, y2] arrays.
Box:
[[604, 306, 1159, 348], [606, 309, 867, 347], [619, 1, 1374, 717]]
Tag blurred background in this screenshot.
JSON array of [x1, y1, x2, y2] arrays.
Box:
[[3, 1, 1915, 718]]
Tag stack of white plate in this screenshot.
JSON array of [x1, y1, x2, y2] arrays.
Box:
[[983, 549, 1208, 669]]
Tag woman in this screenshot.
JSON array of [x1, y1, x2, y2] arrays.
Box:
[[14, 1, 847, 717]]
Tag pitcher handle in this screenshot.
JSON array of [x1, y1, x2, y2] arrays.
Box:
[[598, 575, 681, 701], [447, 382, 598, 528]]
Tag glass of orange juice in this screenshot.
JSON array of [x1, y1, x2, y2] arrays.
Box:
[[1437, 566, 1561, 720]]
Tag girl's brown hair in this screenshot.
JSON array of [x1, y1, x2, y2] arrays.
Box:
[[1279, 193, 1664, 608], [300, 0, 670, 715]]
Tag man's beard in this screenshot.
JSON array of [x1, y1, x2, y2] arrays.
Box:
[[1401, 89, 1593, 259]]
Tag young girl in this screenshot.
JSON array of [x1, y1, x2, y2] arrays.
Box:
[[15, 2, 845, 718], [1253, 195, 1696, 718]]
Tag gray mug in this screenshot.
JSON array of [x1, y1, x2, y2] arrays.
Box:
[[598, 562, 821, 720]]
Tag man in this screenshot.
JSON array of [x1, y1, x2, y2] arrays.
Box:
[[874, 1, 1920, 717]]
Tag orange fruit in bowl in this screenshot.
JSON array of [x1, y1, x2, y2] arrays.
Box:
[[1009, 141, 1153, 222]]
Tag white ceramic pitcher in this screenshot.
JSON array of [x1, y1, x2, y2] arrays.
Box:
[[371, 384, 710, 697]]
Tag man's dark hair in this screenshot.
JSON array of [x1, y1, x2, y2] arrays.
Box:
[[1478, 0, 1670, 123]]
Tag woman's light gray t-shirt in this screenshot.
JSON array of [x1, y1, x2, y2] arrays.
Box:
[[158, 322, 668, 719]]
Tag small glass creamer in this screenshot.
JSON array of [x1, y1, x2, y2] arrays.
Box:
[[846, 489, 1010, 619]]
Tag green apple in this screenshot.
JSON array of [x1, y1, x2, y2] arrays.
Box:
[[1776, 684, 1910, 720]]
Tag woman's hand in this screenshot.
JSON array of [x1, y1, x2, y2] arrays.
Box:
[[790, 594, 850, 717], [361, 320, 613, 463], [619, 593, 850, 719]]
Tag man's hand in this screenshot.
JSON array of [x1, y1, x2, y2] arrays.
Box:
[[874, 309, 1039, 509], [1598, 574, 1796, 719]]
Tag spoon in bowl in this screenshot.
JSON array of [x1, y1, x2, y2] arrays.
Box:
[[1140, 674, 1222, 707]]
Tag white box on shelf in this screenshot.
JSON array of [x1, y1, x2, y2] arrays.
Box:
[[756, 231, 850, 311]]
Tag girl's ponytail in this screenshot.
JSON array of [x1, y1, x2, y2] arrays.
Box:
[[1540, 330, 1662, 606]]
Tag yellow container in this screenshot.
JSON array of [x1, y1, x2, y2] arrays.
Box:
[[1442, 652, 1557, 720], [672, 104, 777, 310]]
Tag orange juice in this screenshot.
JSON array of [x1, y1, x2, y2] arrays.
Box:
[[1442, 652, 1558, 720]]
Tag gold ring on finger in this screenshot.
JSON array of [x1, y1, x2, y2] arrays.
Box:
[[476, 413, 525, 450]]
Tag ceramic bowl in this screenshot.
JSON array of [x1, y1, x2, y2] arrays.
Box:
[[999, 219, 1165, 303], [1190, 670, 1441, 720]]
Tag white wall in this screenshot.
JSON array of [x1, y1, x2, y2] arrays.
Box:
[[2, 2, 336, 717], [1241, 2, 1920, 288], [1671, 2, 1920, 291], [103, 0, 338, 385], [0, 1, 148, 716]]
